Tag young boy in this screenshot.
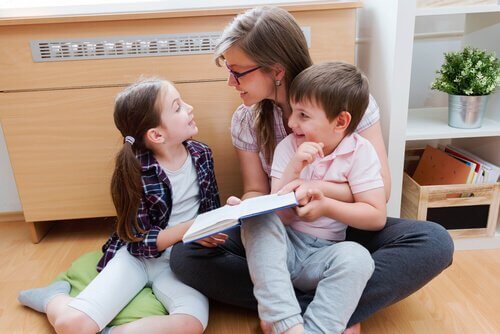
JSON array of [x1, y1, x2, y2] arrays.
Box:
[[243, 62, 387, 334]]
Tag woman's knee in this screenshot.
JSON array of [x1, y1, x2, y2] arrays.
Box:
[[419, 220, 454, 268], [53, 309, 98, 334]]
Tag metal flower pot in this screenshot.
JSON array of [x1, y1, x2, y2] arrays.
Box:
[[448, 94, 489, 129]]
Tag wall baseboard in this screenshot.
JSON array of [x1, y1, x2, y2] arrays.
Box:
[[0, 211, 25, 223]]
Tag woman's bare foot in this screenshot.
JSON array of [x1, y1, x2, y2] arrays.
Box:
[[260, 320, 273, 334], [343, 323, 361, 334]]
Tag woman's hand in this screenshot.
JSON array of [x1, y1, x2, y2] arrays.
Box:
[[226, 196, 242, 206], [195, 233, 228, 248]]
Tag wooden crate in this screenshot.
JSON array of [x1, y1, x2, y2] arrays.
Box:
[[401, 172, 500, 238]]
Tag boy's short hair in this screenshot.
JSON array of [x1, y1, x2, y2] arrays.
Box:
[[289, 61, 369, 135]]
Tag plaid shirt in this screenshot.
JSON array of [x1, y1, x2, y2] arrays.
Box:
[[97, 140, 220, 271]]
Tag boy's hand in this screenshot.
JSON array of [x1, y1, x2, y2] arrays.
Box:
[[278, 179, 320, 206], [292, 142, 324, 174], [295, 189, 327, 222], [196, 233, 228, 248]]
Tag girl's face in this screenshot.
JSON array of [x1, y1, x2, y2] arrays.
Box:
[[156, 83, 198, 144], [223, 46, 276, 106]]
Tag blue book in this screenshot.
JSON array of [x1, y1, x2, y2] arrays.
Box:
[[182, 192, 298, 243]]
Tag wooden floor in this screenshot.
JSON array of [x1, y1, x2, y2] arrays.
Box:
[[1, 219, 499, 334]]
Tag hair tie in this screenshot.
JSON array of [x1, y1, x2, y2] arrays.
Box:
[[124, 136, 135, 145]]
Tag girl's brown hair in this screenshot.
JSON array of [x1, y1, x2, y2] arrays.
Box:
[[214, 6, 313, 164], [111, 78, 166, 242]]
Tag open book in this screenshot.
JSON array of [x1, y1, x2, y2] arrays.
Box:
[[182, 192, 298, 243]]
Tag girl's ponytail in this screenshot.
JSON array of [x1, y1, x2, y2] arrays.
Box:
[[111, 139, 145, 242], [110, 78, 165, 242]]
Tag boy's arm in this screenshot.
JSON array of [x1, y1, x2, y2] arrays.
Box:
[[271, 164, 301, 193], [297, 187, 386, 230], [296, 139, 386, 230], [272, 141, 324, 194]]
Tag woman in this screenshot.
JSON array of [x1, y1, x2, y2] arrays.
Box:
[[171, 6, 453, 332]]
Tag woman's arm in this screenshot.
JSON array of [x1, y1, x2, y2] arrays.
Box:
[[236, 148, 270, 199], [297, 187, 387, 230], [358, 121, 391, 201], [278, 179, 354, 204]]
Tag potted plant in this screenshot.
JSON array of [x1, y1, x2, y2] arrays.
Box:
[[431, 46, 500, 129]]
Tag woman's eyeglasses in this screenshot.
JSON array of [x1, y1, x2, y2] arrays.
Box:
[[225, 60, 262, 85]]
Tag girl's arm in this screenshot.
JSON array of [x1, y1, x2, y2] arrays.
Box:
[[235, 148, 270, 199], [156, 220, 194, 251], [358, 121, 391, 201], [156, 220, 227, 250]]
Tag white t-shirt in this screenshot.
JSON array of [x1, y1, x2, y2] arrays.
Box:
[[163, 155, 200, 227]]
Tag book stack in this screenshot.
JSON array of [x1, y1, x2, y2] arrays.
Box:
[[412, 145, 500, 186]]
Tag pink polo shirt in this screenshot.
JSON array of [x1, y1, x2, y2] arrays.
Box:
[[231, 95, 381, 176], [270, 133, 384, 241]]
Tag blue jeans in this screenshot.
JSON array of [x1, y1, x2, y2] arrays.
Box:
[[170, 217, 454, 326]]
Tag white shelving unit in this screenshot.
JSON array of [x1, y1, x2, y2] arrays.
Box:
[[416, 4, 500, 16], [406, 108, 500, 140], [357, 1, 499, 246]]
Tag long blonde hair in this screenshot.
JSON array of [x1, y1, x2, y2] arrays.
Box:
[[214, 6, 313, 164]]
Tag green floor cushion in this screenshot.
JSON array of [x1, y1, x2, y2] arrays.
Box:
[[55, 251, 167, 326]]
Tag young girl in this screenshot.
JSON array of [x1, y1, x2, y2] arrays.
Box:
[[18, 78, 226, 334], [170, 5, 454, 334]]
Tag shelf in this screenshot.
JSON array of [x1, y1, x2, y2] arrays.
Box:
[[416, 4, 499, 16], [406, 108, 500, 140]]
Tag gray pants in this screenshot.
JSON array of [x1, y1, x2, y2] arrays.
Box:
[[241, 213, 374, 334]]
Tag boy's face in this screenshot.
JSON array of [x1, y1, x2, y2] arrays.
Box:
[[288, 99, 339, 148]]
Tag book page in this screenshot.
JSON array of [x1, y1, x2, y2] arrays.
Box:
[[239, 192, 297, 218], [188, 205, 238, 235]]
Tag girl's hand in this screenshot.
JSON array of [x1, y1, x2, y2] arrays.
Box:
[[226, 196, 242, 206], [292, 142, 324, 174], [195, 233, 228, 248], [295, 189, 327, 222]]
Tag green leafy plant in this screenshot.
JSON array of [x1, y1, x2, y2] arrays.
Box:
[[431, 47, 500, 96]]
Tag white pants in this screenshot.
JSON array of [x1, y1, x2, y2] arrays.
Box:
[[68, 247, 209, 330]]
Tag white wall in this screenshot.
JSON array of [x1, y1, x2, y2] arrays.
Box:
[[0, 127, 21, 212], [410, 15, 465, 109], [356, 0, 416, 217]]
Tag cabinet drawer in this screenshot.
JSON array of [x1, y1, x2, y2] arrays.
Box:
[[0, 9, 355, 91], [0, 80, 241, 222]]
